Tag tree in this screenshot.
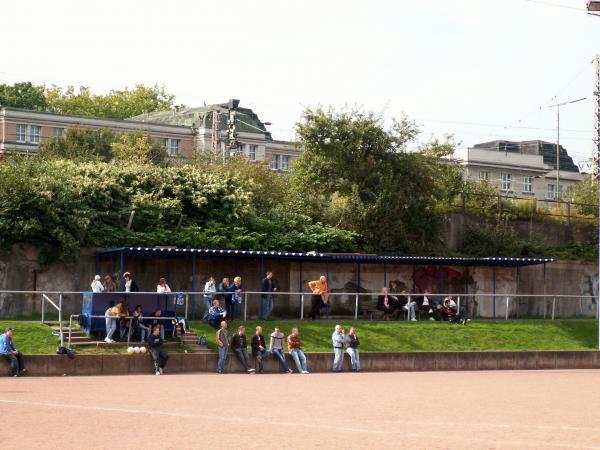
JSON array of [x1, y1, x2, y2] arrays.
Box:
[[0, 82, 47, 110], [45, 84, 175, 119], [37, 126, 115, 162], [111, 131, 167, 165], [565, 178, 598, 217], [291, 107, 457, 253]]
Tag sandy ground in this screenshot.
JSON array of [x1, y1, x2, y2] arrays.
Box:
[[1, 370, 600, 449]]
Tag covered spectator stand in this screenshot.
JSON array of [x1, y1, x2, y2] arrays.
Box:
[[81, 292, 176, 338], [95, 247, 554, 320]]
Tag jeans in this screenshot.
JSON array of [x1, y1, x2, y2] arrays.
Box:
[[272, 348, 291, 372], [404, 301, 417, 320], [105, 317, 117, 340], [254, 349, 269, 372], [3, 352, 25, 376], [234, 348, 252, 371], [119, 317, 128, 340], [217, 345, 228, 373], [202, 296, 212, 320], [260, 294, 273, 320], [346, 348, 360, 371], [332, 348, 344, 371], [226, 301, 237, 321], [290, 348, 308, 372], [138, 324, 151, 342], [149, 347, 168, 371]]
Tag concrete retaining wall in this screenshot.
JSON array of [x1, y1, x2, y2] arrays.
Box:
[[2, 351, 600, 377]]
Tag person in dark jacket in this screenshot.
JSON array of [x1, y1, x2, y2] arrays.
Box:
[[345, 327, 361, 372], [377, 287, 395, 320], [251, 326, 269, 373], [123, 272, 139, 293], [148, 325, 168, 375], [217, 278, 232, 320], [230, 326, 255, 373], [260, 271, 278, 320], [206, 299, 227, 329]]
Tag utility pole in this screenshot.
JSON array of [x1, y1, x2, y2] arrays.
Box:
[[548, 97, 586, 199]]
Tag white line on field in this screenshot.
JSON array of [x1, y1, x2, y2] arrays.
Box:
[[2, 398, 600, 450]]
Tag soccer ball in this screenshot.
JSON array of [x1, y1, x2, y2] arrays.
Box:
[[139, 347, 147, 354], [127, 346, 134, 354], [134, 347, 141, 354]]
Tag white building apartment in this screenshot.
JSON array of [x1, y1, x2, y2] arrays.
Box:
[[458, 140, 583, 200]]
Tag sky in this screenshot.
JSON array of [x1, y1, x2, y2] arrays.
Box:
[[1, 0, 600, 168]]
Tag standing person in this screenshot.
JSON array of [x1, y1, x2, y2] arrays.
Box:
[[260, 271, 277, 320], [308, 275, 329, 320], [156, 277, 171, 293], [116, 301, 130, 340], [132, 305, 151, 343], [203, 277, 217, 320], [123, 272, 139, 293], [103, 275, 116, 292], [331, 324, 345, 372], [148, 325, 168, 375], [287, 328, 309, 374], [251, 326, 269, 373], [217, 278, 232, 320], [0, 327, 26, 377], [104, 301, 117, 343], [231, 326, 255, 373], [269, 327, 293, 373], [91, 275, 104, 293], [345, 327, 361, 372], [229, 276, 243, 322], [216, 321, 229, 374], [206, 300, 227, 329]]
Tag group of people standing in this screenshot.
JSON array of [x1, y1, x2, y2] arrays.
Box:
[[214, 322, 361, 374]]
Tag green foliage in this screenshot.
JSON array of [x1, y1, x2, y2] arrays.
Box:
[[45, 84, 175, 119], [37, 127, 115, 162], [566, 178, 598, 217], [291, 107, 455, 253], [0, 82, 47, 110], [111, 131, 167, 165]]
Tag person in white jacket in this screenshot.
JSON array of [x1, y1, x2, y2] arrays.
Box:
[[331, 324, 345, 372], [91, 275, 104, 293], [156, 277, 171, 293]]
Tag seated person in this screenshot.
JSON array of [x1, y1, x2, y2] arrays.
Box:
[[146, 308, 165, 340], [148, 325, 168, 375], [206, 300, 227, 329], [131, 305, 151, 343], [376, 287, 395, 320], [400, 290, 417, 321], [417, 291, 436, 320]]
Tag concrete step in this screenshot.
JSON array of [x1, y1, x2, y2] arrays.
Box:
[[70, 341, 183, 347]]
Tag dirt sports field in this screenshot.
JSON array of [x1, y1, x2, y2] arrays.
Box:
[[2, 370, 600, 449]]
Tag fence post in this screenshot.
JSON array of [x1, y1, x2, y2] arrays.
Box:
[[58, 293, 64, 348], [505, 297, 509, 320], [244, 293, 248, 321], [68, 315, 73, 346], [300, 295, 304, 320], [41, 295, 45, 324], [566, 202, 571, 226], [354, 294, 359, 321], [457, 296, 461, 314], [185, 295, 189, 320], [552, 297, 556, 320]]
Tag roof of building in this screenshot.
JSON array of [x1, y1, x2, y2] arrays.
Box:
[[128, 102, 275, 138], [96, 247, 554, 267], [473, 140, 579, 173]]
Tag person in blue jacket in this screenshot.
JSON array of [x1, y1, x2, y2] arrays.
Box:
[[0, 327, 26, 377]]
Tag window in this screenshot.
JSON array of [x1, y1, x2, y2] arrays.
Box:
[[522, 176, 533, 193], [16, 124, 27, 143], [281, 155, 290, 170], [248, 145, 257, 161], [547, 183, 563, 200], [478, 171, 489, 181], [168, 139, 181, 157], [271, 154, 280, 170], [500, 173, 512, 191], [53, 128, 64, 138], [160, 138, 168, 149], [29, 126, 41, 144], [236, 144, 245, 155]]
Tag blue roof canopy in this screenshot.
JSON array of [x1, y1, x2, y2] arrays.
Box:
[[96, 247, 554, 267]]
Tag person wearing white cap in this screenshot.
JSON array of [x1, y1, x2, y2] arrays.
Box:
[[91, 275, 104, 293]]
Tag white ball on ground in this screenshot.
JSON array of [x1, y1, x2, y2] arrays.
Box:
[[134, 346, 140, 354], [127, 346, 134, 354], [140, 347, 147, 354]]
